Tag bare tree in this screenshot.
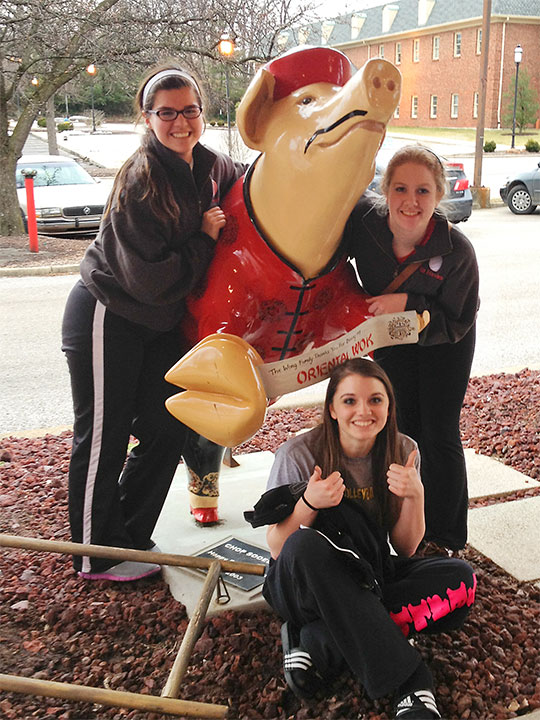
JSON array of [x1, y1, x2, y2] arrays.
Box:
[[1, 0, 312, 235]]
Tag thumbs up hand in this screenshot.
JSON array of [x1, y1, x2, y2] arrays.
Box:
[[302, 465, 344, 510], [386, 449, 424, 500]]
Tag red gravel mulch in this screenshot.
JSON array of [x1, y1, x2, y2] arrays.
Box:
[[1, 370, 539, 719]]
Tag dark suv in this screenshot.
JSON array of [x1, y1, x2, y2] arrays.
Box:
[[368, 139, 473, 224]]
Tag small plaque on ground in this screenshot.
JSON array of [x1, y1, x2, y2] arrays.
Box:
[[194, 537, 271, 591]]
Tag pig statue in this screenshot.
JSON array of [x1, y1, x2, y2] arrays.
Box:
[[166, 46, 428, 523]]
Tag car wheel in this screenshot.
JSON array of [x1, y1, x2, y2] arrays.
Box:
[[507, 185, 537, 215]]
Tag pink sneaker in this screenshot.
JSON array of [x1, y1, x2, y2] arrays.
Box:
[[78, 560, 161, 582]]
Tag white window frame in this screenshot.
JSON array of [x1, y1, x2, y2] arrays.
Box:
[[379, 44, 385, 58], [395, 42, 402, 65], [476, 29, 482, 55], [430, 94, 438, 119], [394, 104, 400, 119], [473, 91, 479, 118], [411, 95, 418, 118], [432, 35, 440, 60], [451, 94, 459, 118], [454, 32, 462, 57], [413, 38, 420, 62]]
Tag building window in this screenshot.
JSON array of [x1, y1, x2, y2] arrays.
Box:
[[454, 32, 462, 57], [394, 105, 400, 119], [476, 28, 482, 55], [379, 44, 385, 58], [413, 38, 420, 62], [451, 94, 459, 118], [432, 36, 440, 60], [411, 95, 418, 118], [473, 91, 479, 118], [430, 95, 438, 118], [395, 42, 402, 64]]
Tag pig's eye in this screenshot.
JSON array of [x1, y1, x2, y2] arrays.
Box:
[[300, 96, 314, 105]]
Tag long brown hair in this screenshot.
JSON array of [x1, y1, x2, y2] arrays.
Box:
[[318, 358, 405, 526], [105, 62, 205, 223]]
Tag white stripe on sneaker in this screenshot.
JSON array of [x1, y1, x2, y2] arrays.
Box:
[[284, 650, 313, 670], [395, 689, 440, 718], [415, 690, 440, 716]]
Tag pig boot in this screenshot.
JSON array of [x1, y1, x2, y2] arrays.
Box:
[[182, 429, 225, 524]]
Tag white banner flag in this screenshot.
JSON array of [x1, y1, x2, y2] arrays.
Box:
[[258, 311, 419, 398]]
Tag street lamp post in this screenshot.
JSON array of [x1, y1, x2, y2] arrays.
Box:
[[86, 63, 97, 133], [217, 34, 235, 154], [510, 44, 523, 149]]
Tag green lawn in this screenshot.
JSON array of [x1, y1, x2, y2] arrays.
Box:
[[388, 125, 540, 148]]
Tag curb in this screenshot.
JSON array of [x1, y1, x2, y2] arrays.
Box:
[[0, 264, 80, 278]]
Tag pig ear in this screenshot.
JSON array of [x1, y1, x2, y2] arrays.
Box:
[[236, 69, 276, 150]]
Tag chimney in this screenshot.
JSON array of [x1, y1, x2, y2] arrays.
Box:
[[418, 0, 435, 26], [276, 31, 289, 50], [382, 4, 399, 33], [298, 27, 309, 45], [321, 20, 335, 45], [351, 12, 367, 40]]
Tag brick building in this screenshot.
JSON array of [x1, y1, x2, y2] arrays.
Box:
[[280, 0, 540, 129]]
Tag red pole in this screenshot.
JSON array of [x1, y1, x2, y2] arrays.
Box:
[[23, 171, 39, 253]]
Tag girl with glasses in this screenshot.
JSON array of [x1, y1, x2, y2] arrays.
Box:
[[62, 62, 246, 581]]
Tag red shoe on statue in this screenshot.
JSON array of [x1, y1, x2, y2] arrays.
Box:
[[190, 506, 219, 524]]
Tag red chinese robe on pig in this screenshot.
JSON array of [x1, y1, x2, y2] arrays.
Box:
[[183, 165, 371, 362]]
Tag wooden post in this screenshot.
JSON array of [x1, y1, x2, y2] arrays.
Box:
[[0, 674, 227, 718], [473, 0, 492, 190], [162, 560, 222, 699], [0, 534, 265, 576]]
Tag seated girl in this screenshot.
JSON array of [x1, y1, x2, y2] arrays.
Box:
[[246, 358, 476, 719]]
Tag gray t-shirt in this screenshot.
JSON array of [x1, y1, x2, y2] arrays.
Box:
[[267, 425, 418, 522]]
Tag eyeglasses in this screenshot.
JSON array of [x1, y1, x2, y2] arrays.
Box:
[[145, 106, 202, 121]]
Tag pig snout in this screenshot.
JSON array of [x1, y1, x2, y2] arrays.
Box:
[[362, 58, 401, 115]]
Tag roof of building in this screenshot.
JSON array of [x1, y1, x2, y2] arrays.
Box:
[[282, 0, 540, 48]]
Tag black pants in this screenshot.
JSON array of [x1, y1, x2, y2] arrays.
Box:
[[374, 325, 476, 550], [61, 280, 189, 573], [263, 528, 476, 700]]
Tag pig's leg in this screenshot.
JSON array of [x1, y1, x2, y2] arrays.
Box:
[[182, 429, 225, 524]]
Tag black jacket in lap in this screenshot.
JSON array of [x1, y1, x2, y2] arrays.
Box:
[[80, 134, 245, 331], [346, 195, 479, 346], [245, 485, 394, 595]]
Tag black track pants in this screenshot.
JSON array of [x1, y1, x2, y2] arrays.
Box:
[[61, 280, 189, 572], [263, 528, 476, 699], [374, 326, 476, 549]]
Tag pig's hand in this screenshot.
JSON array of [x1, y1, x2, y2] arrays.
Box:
[[366, 293, 407, 316], [201, 206, 227, 241], [303, 465, 344, 510]]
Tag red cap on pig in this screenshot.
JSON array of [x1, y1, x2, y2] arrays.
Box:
[[264, 46, 354, 101]]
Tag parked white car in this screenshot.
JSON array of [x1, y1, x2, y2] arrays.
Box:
[[16, 155, 112, 235]]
